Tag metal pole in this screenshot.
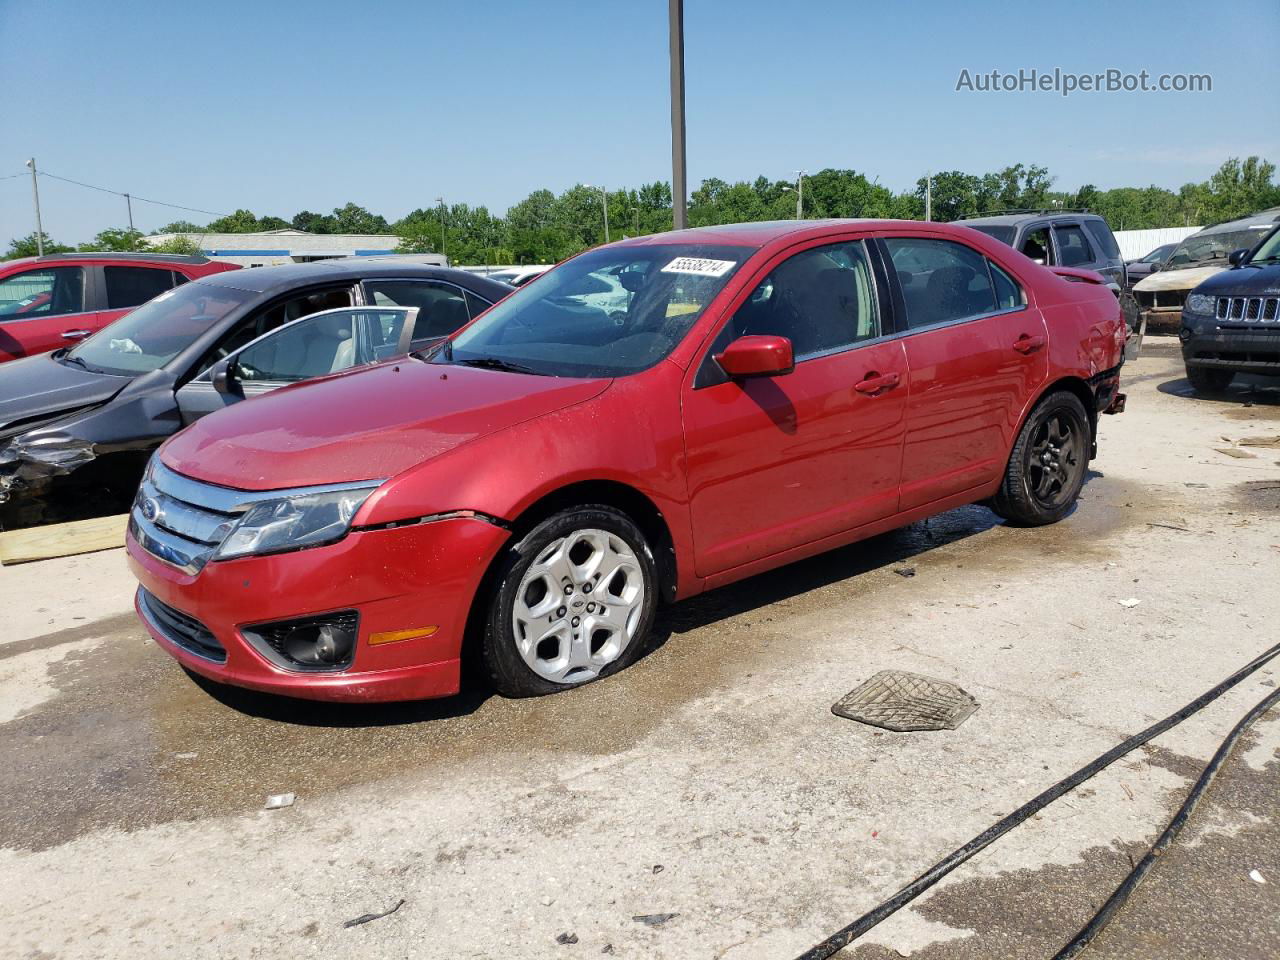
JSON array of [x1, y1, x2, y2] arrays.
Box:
[[795, 171, 804, 219], [26, 158, 44, 256], [668, 0, 687, 229], [435, 196, 446, 258], [601, 188, 610, 244], [125, 193, 134, 232], [925, 172, 932, 222]]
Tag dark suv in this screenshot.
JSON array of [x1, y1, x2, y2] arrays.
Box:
[[960, 210, 1135, 352], [1178, 222, 1280, 393]]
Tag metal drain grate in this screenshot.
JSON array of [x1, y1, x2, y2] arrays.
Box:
[[832, 670, 979, 732]]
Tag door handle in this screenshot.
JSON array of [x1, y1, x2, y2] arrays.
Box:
[[61, 329, 91, 340], [1013, 334, 1046, 354], [854, 371, 901, 395]]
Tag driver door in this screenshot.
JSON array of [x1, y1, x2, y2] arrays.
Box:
[[174, 306, 418, 424]]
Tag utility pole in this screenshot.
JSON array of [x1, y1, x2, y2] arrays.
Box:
[[925, 171, 932, 222], [586, 184, 610, 243], [435, 196, 446, 258], [26, 158, 44, 256], [125, 193, 134, 231], [668, 0, 687, 229], [795, 170, 806, 219]]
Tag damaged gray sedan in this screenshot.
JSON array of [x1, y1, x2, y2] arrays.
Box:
[[0, 261, 511, 525]]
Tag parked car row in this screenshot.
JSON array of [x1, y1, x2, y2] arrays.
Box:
[[0, 260, 511, 521], [112, 220, 1126, 703]]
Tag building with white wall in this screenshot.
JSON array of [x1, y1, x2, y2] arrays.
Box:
[[141, 228, 446, 268]]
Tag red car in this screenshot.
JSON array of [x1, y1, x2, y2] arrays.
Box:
[[0, 253, 239, 363], [128, 220, 1126, 703]]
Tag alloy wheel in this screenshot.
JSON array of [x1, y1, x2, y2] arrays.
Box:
[[1028, 410, 1084, 508]]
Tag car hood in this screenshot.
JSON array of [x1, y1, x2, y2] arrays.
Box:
[[1133, 265, 1224, 293], [161, 360, 612, 490], [1191, 263, 1280, 297], [0, 353, 129, 435]]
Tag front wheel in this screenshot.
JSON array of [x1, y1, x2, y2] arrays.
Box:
[[482, 505, 657, 697], [991, 391, 1091, 527]]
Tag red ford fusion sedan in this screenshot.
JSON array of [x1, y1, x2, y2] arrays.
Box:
[[127, 220, 1127, 702]]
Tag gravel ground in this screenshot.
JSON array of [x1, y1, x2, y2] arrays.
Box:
[[1, 338, 1277, 960]]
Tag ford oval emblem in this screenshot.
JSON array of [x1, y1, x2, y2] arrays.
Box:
[[141, 497, 160, 522]]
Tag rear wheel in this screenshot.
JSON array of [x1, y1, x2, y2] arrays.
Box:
[[1185, 364, 1234, 394], [991, 391, 1090, 527], [482, 505, 657, 697]]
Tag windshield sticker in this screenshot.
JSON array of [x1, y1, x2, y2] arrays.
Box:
[[660, 257, 736, 278]]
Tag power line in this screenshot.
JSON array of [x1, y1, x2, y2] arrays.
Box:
[[34, 169, 229, 219]]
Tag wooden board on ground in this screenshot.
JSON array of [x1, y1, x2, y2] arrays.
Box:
[[0, 514, 129, 566]]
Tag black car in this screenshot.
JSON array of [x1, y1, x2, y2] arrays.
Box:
[[1125, 242, 1177, 285], [0, 262, 511, 523], [1179, 223, 1280, 393]]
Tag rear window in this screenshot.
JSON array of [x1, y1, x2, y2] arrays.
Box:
[[1083, 220, 1120, 259], [104, 265, 176, 309]]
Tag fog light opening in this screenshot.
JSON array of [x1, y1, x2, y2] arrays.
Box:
[[283, 622, 355, 666]]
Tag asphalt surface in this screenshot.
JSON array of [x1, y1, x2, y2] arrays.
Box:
[[0, 338, 1277, 959]]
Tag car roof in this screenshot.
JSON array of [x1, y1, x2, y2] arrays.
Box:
[[1194, 206, 1280, 236], [2, 252, 216, 269], [194, 261, 512, 296], [960, 211, 1104, 227], [615, 219, 921, 250]]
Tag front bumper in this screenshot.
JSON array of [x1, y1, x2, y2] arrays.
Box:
[[1180, 323, 1280, 378], [128, 515, 510, 702]]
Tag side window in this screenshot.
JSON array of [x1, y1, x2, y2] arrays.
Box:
[[194, 286, 353, 375], [0, 267, 85, 320], [464, 290, 492, 320], [884, 237, 1000, 329], [722, 240, 880, 359], [989, 261, 1025, 310], [172, 271, 191, 286], [104, 266, 175, 310], [1083, 220, 1120, 260], [364, 280, 470, 342], [1019, 227, 1053, 264], [1054, 225, 1095, 267], [235, 312, 358, 383]]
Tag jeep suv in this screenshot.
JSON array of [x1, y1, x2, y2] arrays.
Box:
[[0, 253, 240, 363]]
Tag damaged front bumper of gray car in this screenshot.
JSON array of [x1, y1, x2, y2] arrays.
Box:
[[0, 431, 99, 504]]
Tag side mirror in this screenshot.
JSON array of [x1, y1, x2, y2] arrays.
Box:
[[715, 334, 795, 379], [617, 272, 644, 293], [211, 357, 238, 395], [1149, 263, 1161, 273], [1228, 248, 1250, 266]]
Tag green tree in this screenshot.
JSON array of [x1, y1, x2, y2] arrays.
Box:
[[157, 220, 204, 233], [146, 235, 202, 255], [79, 227, 146, 252], [291, 210, 336, 233], [257, 215, 292, 231], [4, 233, 75, 260], [330, 203, 391, 234], [205, 209, 262, 233]]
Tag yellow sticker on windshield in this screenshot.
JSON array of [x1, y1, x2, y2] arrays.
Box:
[[660, 257, 736, 278]]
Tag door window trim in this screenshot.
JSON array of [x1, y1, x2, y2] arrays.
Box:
[[873, 236, 1028, 340], [0, 264, 95, 324], [691, 235, 888, 389], [1051, 222, 1096, 269]]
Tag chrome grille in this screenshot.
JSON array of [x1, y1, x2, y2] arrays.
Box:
[[130, 461, 249, 573], [1217, 295, 1280, 324]]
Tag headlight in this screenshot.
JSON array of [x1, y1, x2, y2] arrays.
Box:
[[1185, 293, 1216, 315], [214, 483, 379, 560]]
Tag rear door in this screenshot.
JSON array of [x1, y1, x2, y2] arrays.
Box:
[[175, 306, 417, 423], [881, 234, 1048, 511], [361, 278, 486, 349], [96, 264, 181, 329], [681, 237, 907, 576], [0, 264, 98, 361]]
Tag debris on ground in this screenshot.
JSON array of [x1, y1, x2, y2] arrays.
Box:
[[601, 945, 614, 954], [342, 898, 405, 928], [264, 793, 295, 810], [1250, 869, 1267, 885], [1147, 521, 1191, 532], [1117, 598, 1142, 609], [556, 932, 579, 945], [175, 752, 197, 760], [893, 566, 916, 578], [1215, 447, 1257, 459], [541, 896, 556, 906], [832, 670, 979, 732], [632, 913, 678, 926], [652, 864, 664, 874], [1239, 435, 1280, 447]]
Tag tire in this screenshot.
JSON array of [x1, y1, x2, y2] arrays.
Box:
[[482, 505, 658, 698], [1185, 364, 1234, 394], [991, 391, 1091, 527]]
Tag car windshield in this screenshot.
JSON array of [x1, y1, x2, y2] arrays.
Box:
[[966, 224, 1016, 245], [1246, 226, 1280, 263], [64, 282, 254, 376], [1165, 227, 1274, 268], [1142, 244, 1174, 263], [435, 244, 750, 377]]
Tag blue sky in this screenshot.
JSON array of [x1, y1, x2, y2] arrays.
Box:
[[2, 0, 1277, 245]]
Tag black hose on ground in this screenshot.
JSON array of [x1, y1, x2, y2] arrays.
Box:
[[1051, 681, 1280, 958], [792, 640, 1280, 960]]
